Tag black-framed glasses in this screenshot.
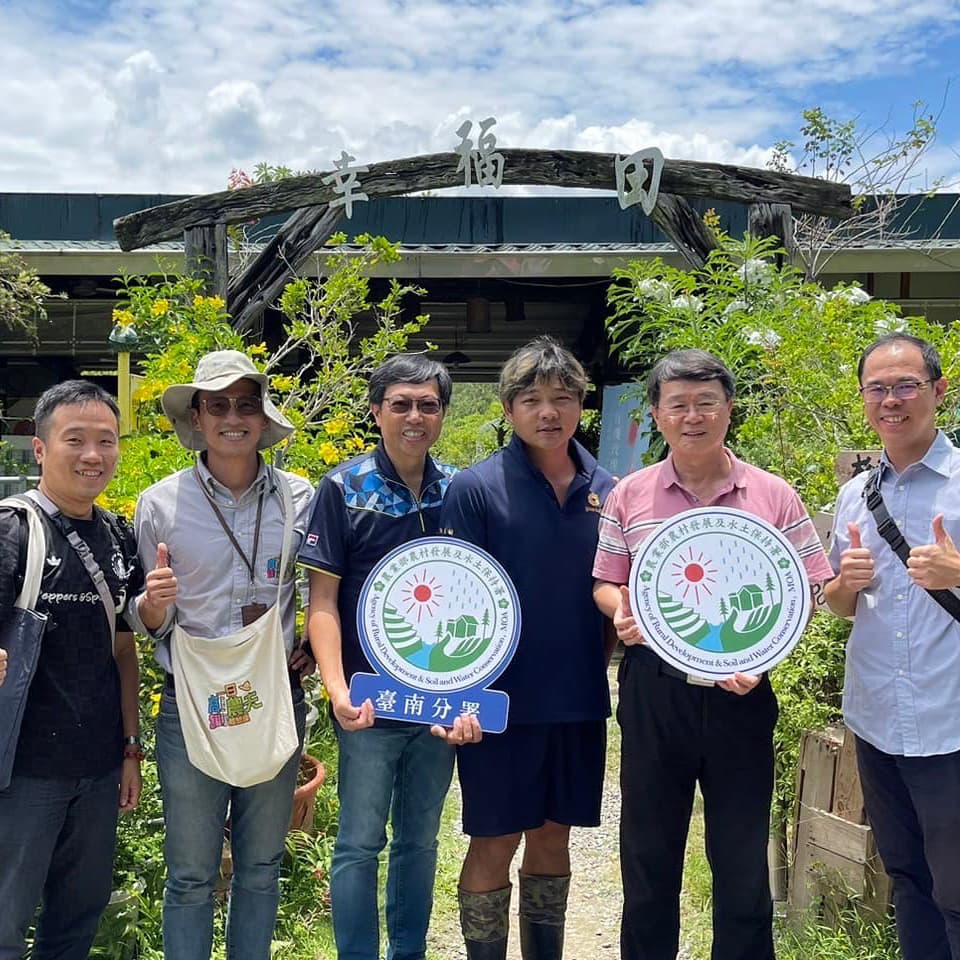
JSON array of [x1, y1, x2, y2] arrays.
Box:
[[382, 397, 443, 416], [859, 380, 933, 404], [199, 396, 264, 417]]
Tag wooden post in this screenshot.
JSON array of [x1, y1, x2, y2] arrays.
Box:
[[117, 350, 132, 435], [748, 202, 796, 266], [184, 223, 229, 301]]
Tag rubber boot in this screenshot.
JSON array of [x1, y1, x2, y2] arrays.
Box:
[[459, 884, 512, 960], [518, 873, 570, 960]]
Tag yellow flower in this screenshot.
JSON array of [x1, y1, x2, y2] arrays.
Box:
[[288, 466, 310, 478], [151, 298, 170, 317], [345, 435, 368, 454], [319, 441, 341, 465], [324, 418, 349, 438], [150, 692, 161, 717], [157, 414, 173, 432], [112, 308, 135, 325], [270, 375, 294, 392], [207, 296, 226, 310], [249, 343, 268, 357]]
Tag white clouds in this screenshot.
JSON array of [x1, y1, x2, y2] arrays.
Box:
[[0, 0, 956, 193]]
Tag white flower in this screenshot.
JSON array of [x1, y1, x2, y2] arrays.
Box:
[[724, 299, 749, 317], [831, 286, 872, 305], [671, 294, 704, 312], [635, 278, 672, 303], [875, 314, 908, 335], [743, 327, 782, 351], [737, 258, 774, 287]]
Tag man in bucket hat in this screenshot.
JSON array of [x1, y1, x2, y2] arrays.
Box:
[[130, 350, 315, 960]]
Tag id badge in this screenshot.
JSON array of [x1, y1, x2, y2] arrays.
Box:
[[240, 602, 268, 626]]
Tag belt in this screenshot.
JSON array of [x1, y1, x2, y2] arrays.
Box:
[[164, 671, 302, 693], [627, 647, 716, 687]]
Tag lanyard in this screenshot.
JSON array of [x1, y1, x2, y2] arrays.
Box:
[[194, 466, 266, 585]]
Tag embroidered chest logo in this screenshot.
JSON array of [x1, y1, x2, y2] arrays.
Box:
[[207, 680, 264, 730]]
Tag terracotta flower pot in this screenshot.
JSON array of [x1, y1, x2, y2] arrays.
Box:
[[289, 752, 325, 833]]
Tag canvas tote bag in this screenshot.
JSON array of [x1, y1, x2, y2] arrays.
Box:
[[0, 497, 47, 790], [171, 471, 299, 787]]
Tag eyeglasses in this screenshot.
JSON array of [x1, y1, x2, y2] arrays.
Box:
[[658, 400, 726, 419], [382, 397, 443, 416], [198, 396, 264, 417], [859, 380, 933, 404]]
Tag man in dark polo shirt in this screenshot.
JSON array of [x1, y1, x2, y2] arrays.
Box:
[[0, 380, 143, 960], [439, 337, 616, 960]]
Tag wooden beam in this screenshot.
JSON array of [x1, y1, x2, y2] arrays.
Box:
[[649, 192, 718, 269], [114, 150, 854, 250], [228, 204, 346, 334], [184, 223, 228, 300]]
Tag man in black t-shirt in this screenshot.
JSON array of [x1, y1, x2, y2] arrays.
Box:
[[0, 381, 143, 960]]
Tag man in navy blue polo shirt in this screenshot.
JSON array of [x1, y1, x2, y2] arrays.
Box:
[[439, 337, 616, 960], [299, 354, 471, 960]]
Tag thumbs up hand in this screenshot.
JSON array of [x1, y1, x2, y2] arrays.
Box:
[[907, 515, 960, 590], [142, 542, 178, 615], [838, 522, 875, 593], [614, 584, 644, 646]]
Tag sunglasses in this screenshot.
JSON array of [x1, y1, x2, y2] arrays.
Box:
[[198, 396, 264, 417], [382, 397, 443, 415]]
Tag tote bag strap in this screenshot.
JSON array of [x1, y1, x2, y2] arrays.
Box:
[[271, 467, 295, 594], [0, 496, 46, 610]]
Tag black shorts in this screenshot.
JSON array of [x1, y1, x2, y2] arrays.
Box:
[[456, 720, 607, 837]]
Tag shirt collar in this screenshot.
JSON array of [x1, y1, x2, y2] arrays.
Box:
[[505, 433, 596, 480], [373, 440, 443, 489], [879, 429, 955, 480], [659, 448, 747, 495], [196, 453, 269, 500]]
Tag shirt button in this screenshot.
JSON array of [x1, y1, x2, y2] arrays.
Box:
[[898, 485, 905, 492], [898, 669, 904, 676], [897, 594, 904, 601], [896, 631, 904, 639]]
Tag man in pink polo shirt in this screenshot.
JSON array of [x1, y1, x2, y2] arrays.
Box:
[[593, 349, 832, 960]]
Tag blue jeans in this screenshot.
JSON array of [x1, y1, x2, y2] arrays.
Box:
[[0, 767, 120, 960], [332, 721, 455, 960], [157, 689, 305, 960]]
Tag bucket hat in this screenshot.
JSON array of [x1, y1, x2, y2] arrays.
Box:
[[161, 350, 294, 451]]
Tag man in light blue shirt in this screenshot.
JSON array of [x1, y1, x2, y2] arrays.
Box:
[[827, 333, 960, 960]]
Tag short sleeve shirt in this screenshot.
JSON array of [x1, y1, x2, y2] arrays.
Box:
[[828, 431, 960, 756], [593, 450, 832, 591], [298, 443, 456, 683], [0, 503, 143, 778], [439, 435, 616, 724]]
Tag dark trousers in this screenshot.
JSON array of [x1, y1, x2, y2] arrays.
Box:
[[0, 767, 120, 960], [856, 736, 960, 960], [618, 648, 777, 960]]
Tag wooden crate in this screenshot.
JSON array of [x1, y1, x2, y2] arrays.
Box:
[[787, 726, 892, 921]]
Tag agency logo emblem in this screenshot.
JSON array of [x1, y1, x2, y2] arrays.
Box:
[[629, 507, 811, 680], [354, 536, 521, 732]]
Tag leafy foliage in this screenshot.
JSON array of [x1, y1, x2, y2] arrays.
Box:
[[0, 229, 61, 337], [606, 232, 960, 510], [768, 102, 947, 278], [98, 236, 430, 518]]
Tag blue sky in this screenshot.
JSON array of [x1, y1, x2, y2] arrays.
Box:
[[0, 0, 958, 195]]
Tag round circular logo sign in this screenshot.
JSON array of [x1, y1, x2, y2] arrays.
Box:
[[628, 507, 811, 679], [357, 536, 521, 693]]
